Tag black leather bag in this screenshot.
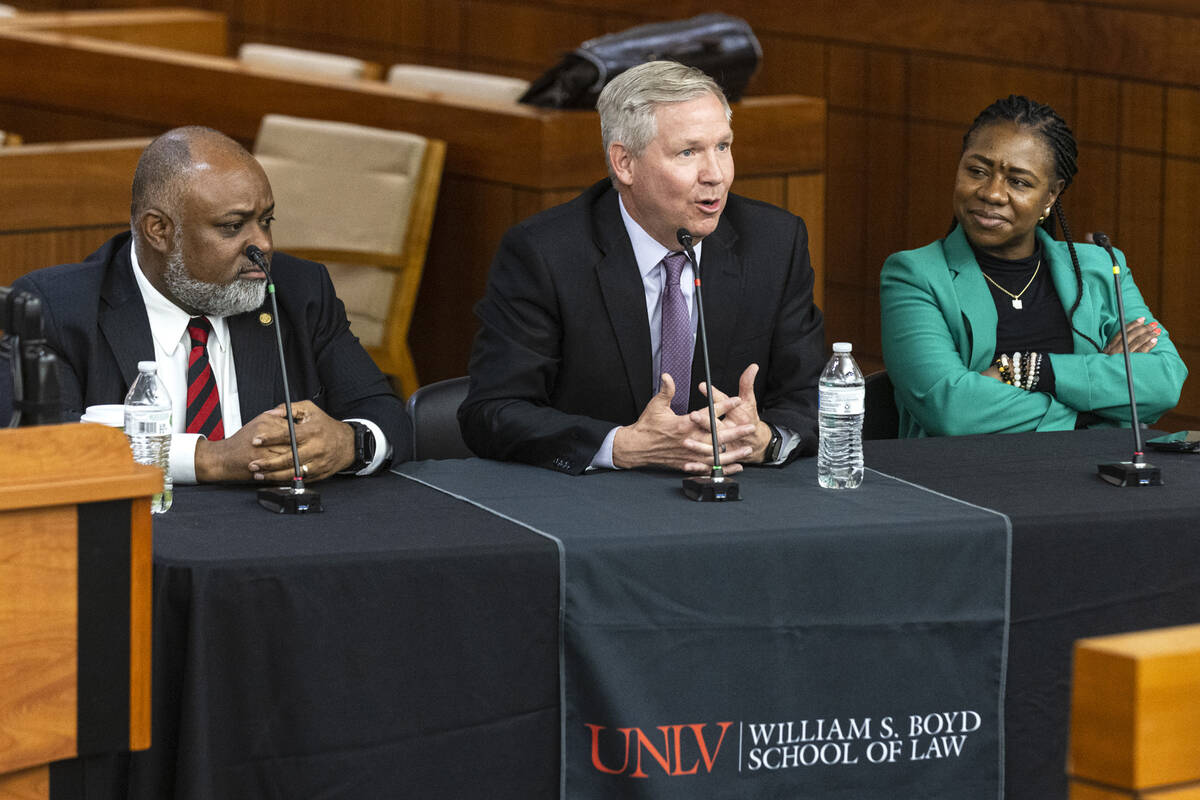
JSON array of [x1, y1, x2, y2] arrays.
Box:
[[520, 13, 761, 109]]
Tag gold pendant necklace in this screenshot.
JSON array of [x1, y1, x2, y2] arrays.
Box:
[[982, 258, 1040, 310]]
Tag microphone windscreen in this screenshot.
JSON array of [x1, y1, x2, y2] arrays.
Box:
[[245, 244, 265, 264], [1091, 231, 1119, 265]]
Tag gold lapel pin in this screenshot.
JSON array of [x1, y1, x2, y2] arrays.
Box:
[[259, 312, 273, 326]]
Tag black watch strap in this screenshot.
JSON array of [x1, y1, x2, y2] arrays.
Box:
[[763, 423, 783, 463], [346, 421, 376, 472]]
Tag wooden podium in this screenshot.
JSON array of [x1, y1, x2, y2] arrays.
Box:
[[0, 424, 159, 800]]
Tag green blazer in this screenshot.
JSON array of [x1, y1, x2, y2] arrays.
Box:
[[880, 225, 1187, 438]]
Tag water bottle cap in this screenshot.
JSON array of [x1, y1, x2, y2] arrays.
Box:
[[137, 360, 158, 372], [832, 342, 853, 353]]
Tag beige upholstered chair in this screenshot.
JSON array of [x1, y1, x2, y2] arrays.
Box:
[[253, 114, 445, 397], [386, 64, 529, 103], [238, 43, 382, 80]]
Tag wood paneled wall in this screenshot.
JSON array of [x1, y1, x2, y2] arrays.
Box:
[[9, 0, 1200, 424]]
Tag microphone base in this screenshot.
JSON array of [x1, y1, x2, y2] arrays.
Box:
[[257, 486, 324, 514], [682, 476, 741, 502], [1097, 461, 1162, 487]]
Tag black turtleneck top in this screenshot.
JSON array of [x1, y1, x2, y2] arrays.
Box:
[[972, 241, 1074, 394]]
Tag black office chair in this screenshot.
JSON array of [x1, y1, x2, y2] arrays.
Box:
[[405, 376, 474, 460], [863, 370, 899, 440]]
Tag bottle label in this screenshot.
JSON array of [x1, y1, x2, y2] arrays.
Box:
[[125, 409, 172, 436], [819, 386, 865, 415]]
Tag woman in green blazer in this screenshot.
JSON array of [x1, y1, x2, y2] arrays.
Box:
[[880, 95, 1186, 438]]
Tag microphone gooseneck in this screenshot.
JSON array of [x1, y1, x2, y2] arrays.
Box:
[[1091, 232, 1144, 458], [1090, 232, 1161, 487], [676, 228, 722, 474], [246, 244, 322, 512], [676, 228, 739, 501]]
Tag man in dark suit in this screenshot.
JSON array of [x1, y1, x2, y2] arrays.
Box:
[[1, 126, 409, 482], [459, 61, 824, 475]]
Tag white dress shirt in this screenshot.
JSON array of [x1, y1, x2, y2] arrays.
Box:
[[129, 246, 389, 482]]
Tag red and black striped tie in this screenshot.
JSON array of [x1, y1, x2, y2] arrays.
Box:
[[185, 316, 224, 440]]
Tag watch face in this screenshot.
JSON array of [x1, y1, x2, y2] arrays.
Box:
[[765, 425, 782, 461], [349, 422, 373, 470]]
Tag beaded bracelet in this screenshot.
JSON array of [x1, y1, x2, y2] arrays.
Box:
[[1022, 352, 1042, 392], [994, 354, 1013, 385], [994, 352, 1042, 390]]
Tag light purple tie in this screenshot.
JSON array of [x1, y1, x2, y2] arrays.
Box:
[[660, 251, 693, 415]]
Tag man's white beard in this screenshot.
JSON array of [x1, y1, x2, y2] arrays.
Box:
[[163, 241, 266, 317]]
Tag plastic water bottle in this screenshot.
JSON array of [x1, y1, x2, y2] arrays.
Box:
[[124, 360, 173, 513], [818, 342, 864, 489]]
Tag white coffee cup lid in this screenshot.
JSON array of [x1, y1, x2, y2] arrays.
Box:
[[81, 404, 125, 427]]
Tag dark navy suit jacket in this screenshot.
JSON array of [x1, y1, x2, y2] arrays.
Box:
[[459, 180, 824, 475], [1, 232, 410, 457]]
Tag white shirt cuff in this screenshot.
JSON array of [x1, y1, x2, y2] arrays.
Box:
[[346, 417, 391, 475], [168, 432, 202, 485], [587, 427, 620, 471]]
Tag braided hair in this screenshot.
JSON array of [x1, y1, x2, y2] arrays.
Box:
[[960, 94, 1102, 351]]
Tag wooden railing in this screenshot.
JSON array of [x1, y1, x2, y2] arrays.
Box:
[[0, 7, 225, 54], [0, 138, 148, 278]]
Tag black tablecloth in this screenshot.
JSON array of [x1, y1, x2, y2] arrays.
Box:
[[59, 429, 1200, 800], [866, 429, 1200, 800], [129, 473, 560, 800], [402, 457, 1011, 799]]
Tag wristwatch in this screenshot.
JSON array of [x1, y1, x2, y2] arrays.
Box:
[[346, 421, 376, 472], [762, 422, 783, 463]]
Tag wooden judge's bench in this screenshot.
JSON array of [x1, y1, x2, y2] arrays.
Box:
[[0, 9, 826, 390], [0, 424, 159, 800]]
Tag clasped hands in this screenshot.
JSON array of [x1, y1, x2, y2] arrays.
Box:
[[194, 400, 355, 483], [612, 364, 773, 474]]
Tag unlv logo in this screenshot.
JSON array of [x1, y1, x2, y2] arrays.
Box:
[[586, 722, 733, 777]]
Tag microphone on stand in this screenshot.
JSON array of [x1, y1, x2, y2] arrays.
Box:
[[676, 228, 740, 502], [245, 245, 323, 513], [1091, 232, 1162, 487]]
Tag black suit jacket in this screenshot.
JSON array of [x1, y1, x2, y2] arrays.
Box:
[[459, 180, 824, 474], [1, 232, 410, 458]]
